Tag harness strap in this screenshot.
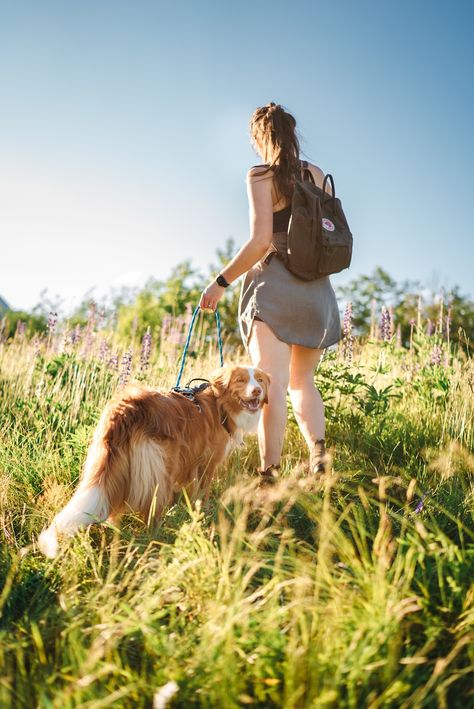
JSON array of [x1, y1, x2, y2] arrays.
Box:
[[171, 378, 232, 434]]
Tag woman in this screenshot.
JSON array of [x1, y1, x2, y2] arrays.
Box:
[[200, 102, 341, 479]]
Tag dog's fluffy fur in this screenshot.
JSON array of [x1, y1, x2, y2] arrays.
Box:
[[38, 364, 270, 557]]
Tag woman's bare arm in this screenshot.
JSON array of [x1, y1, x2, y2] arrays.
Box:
[[199, 168, 273, 311], [219, 168, 274, 284]]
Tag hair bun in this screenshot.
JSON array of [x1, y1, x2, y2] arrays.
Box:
[[268, 102, 281, 113]]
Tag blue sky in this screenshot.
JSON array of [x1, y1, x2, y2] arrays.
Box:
[[1, 0, 473, 312]]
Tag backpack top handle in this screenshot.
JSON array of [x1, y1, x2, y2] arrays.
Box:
[[321, 174, 336, 205], [301, 160, 336, 204]]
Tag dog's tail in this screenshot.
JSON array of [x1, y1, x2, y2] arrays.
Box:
[[38, 400, 130, 558]]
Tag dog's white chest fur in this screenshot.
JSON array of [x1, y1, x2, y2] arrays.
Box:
[[229, 408, 261, 452], [234, 408, 261, 435]]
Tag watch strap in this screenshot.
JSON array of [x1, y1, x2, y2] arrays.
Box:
[[216, 274, 230, 288]]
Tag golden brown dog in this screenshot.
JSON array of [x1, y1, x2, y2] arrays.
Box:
[[38, 364, 270, 557]]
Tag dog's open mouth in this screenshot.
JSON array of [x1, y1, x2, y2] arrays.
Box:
[[239, 397, 261, 412]]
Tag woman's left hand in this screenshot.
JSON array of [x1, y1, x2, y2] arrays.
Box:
[[199, 281, 225, 311]]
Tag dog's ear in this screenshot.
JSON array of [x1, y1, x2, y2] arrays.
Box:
[[210, 364, 234, 398]]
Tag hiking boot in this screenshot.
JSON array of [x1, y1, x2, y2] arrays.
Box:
[[256, 464, 281, 485], [309, 440, 328, 475]]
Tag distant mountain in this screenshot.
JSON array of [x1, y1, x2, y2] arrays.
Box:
[[0, 295, 10, 313]]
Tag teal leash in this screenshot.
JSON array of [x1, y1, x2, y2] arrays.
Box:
[[174, 305, 224, 390]]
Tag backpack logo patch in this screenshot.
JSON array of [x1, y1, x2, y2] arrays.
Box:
[[322, 218, 335, 232]]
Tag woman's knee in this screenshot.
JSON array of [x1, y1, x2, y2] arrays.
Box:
[[248, 328, 290, 392], [269, 376, 289, 404], [288, 369, 315, 392]]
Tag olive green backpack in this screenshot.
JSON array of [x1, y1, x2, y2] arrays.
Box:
[[279, 161, 353, 281]]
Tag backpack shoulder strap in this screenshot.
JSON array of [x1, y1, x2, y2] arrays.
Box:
[[300, 160, 315, 185]]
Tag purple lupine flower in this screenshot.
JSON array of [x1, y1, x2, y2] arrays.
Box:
[[430, 344, 443, 366], [426, 319, 433, 337], [388, 305, 395, 339], [343, 301, 353, 336], [32, 334, 42, 358], [80, 300, 97, 358], [169, 329, 185, 346], [437, 291, 444, 335], [70, 324, 82, 346], [47, 311, 58, 333], [342, 301, 354, 362], [119, 348, 133, 385], [59, 329, 69, 353], [380, 306, 391, 342], [82, 331, 94, 359], [445, 307, 452, 340], [108, 352, 119, 371], [414, 493, 427, 514], [140, 327, 152, 370], [98, 339, 110, 361], [161, 314, 172, 334], [97, 308, 107, 330], [15, 321, 26, 338]]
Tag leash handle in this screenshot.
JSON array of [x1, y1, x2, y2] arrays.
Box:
[[174, 306, 224, 389]]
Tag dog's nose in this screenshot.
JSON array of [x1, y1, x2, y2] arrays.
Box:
[[252, 386, 262, 397]]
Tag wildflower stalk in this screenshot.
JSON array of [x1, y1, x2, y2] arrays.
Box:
[[119, 348, 133, 386], [380, 306, 391, 342], [342, 302, 354, 363], [140, 327, 152, 372]]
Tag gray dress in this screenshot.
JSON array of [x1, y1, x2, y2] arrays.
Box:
[[238, 210, 341, 351]]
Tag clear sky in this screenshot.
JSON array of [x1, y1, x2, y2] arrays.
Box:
[[1, 0, 473, 313]]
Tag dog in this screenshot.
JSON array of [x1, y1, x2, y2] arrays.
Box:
[[38, 364, 270, 558]]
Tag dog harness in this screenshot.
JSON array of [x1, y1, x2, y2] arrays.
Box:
[[171, 378, 233, 435], [171, 378, 210, 411]]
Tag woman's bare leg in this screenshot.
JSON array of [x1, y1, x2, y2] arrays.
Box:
[[288, 345, 325, 461], [248, 320, 291, 469]]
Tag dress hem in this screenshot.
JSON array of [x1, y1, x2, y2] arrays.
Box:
[[242, 313, 341, 352]]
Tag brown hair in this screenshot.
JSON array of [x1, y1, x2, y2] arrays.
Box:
[[249, 102, 301, 201]]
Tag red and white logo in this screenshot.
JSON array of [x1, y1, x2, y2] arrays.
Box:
[[322, 218, 335, 232]]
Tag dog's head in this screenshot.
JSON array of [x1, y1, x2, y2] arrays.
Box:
[[210, 364, 270, 415]]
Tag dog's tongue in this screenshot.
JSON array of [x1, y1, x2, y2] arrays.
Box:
[[246, 398, 260, 411]]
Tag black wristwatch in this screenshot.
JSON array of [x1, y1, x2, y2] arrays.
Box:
[[215, 273, 230, 288]]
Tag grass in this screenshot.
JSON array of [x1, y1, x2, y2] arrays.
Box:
[[0, 321, 473, 708]]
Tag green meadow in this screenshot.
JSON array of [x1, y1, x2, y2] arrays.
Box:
[[0, 314, 473, 708]]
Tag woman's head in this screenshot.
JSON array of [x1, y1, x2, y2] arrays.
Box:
[[249, 102, 301, 201]]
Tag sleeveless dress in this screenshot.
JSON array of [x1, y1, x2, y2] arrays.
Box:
[[238, 202, 342, 351]]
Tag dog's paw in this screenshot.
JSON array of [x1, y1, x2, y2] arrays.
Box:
[[37, 526, 59, 558]]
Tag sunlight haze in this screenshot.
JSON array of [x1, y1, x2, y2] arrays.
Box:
[[1, 0, 472, 312]]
